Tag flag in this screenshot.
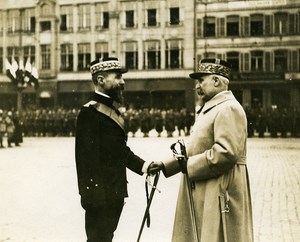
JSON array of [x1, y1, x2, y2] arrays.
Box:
[[5, 57, 39, 90], [5, 58, 17, 85], [30, 66, 39, 90], [12, 58, 20, 86], [24, 58, 32, 83], [16, 59, 25, 86]]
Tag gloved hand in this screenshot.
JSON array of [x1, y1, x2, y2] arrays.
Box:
[[147, 161, 164, 175]]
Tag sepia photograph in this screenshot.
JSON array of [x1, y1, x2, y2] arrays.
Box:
[[0, 0, 300, 241]]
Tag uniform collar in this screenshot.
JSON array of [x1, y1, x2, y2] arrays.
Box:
[[92, 92, 121, 115], [93, 92, 113, 107], [95, 90, 110, 98]]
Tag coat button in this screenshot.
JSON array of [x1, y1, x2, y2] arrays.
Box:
[[95, 184, 98, 187], [86, 186, 89, 190], [90, 179, 93, 182]]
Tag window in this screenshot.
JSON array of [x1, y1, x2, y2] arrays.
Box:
[[144, 41, 160, 69], [60, 6, 73, 32], [250, 14, 263, 36], [78, 43, 90, 71], [24, 8, 35, 33], [61, 44, 73, 71], [7, 47, 19, 63], [95, 42, 109, 60], [24, 46, 35, 64], [41, 45, 51, 70], [288, 13, 298, 34], [103, 12, 109, 29], [274, 50, 288, 71], [40, 21, 51, 31], [123, 42, 138, 70], [60, 15, 67, 31], [126, 10, 135, 28], [165, 40, 182, 69], [227, 52, 239, 72], [204, 17, 215, 37], [147, 9, 157, 27], [274, 12, 288, 35], [251, 51, 263, 71], [227, 15, 239, 36], [95, 3, 109, 29], [30, 17, 36, 33], [7, 10, 20, 33], [78, 4, 91, 31], [169, 7, 180, 25]]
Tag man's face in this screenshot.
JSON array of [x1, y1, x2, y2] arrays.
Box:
[[195, 74, 217, 102], [101, 72, 125, 104]]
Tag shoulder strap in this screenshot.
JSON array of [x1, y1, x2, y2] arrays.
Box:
[[84, 101, 125, 130]]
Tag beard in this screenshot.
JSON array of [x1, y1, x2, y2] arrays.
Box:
[[107, 85, 124, 105]]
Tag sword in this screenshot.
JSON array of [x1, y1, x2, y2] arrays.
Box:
[[171, 139, 199, 242], [136, 172, 160, 242]]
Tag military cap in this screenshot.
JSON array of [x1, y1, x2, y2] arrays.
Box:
[[190, 58, 232, 79], [90, 57, 128, 75]]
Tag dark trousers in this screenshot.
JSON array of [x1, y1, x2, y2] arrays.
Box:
[[85, 199, 124, 242]]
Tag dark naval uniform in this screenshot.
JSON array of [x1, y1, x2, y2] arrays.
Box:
[[75, 93, 145, 242]]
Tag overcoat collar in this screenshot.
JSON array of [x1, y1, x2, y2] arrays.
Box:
[[202, 90, 235, 114]]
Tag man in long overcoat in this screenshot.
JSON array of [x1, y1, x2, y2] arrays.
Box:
[[154, 59, 254, 242], [75, 57, 159, 242]]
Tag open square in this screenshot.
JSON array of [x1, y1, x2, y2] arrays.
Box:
[[0, 137, 300, 242]]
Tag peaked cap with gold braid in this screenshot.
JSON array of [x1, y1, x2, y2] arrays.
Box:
[[190, 58, 232, 79]]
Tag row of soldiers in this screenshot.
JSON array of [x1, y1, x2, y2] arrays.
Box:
[[0, 105, 300, 141], [0, 107, 196, 139], [123, 108, 195, 137], [245, 106, 300, 138]]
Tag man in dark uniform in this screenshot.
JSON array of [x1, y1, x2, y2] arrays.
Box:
[[75, 57, 159, 242]]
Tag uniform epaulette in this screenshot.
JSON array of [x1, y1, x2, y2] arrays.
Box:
[[83, 101, 124, 131]]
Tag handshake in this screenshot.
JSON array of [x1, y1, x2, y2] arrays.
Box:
[[147, 161, 164, 175]]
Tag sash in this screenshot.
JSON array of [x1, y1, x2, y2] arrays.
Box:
[[84, 101, 125, 130]]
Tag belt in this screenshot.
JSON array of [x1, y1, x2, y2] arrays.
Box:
[[236, 157, 247, 165]]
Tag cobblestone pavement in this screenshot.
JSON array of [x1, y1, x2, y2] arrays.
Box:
[[246, 138, 300, 242], [0, 136, 299, 242]]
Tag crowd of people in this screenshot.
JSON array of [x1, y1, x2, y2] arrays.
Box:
[[0, 105, 299, 148]]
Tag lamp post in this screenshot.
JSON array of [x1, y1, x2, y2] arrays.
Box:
[[5, 58, 39, 112]]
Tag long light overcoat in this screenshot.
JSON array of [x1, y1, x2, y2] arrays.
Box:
[[163, 91, 254, 242]]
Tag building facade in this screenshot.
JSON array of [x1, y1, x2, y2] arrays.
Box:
[[195, 0, 300, 110], [0, 0, 195, 111], [0, 0, 299, 112]]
